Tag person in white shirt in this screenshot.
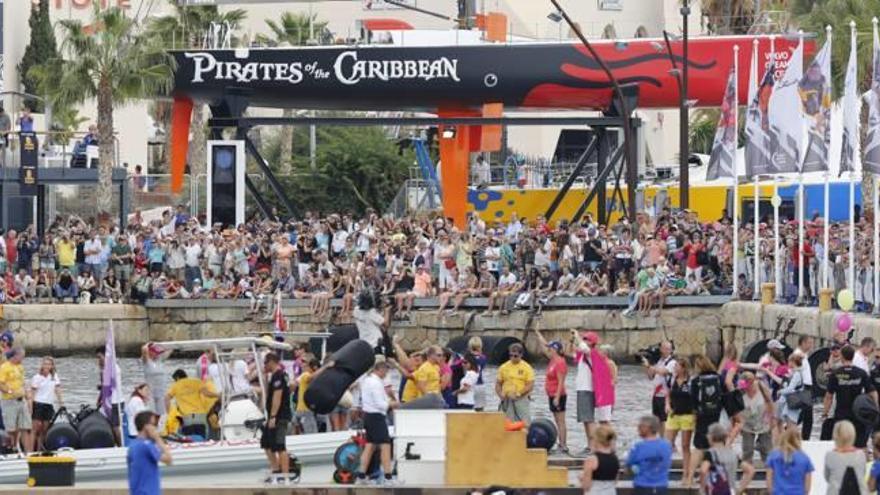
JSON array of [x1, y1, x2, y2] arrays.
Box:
[[642, 341, 676, 438], [353, 294, 385, 353], [183, 239, 202, 290], [84, 231, 103, 276], [31, 357, 62, 451], [125, 384, 152, 438], [853, 337, 874, 374], [356, 360, 398, 485], [454, 356, 479, 409], [791, 335, 815, 440]]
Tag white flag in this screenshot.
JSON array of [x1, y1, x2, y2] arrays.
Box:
[[745, 43, 775, 177], [768, 37, 804, 174], [865, 23, 880, 174], [800, 38, 832, 173], [841, 26, 859, 175]]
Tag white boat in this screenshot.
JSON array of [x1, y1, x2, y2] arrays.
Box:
[[0, 430, 352, 484], [0, 337, 351, 485]]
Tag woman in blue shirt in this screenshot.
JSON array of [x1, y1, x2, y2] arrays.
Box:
[[766, 427, 813, 494]]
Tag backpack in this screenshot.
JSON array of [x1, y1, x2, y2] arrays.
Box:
[[696, 374, 723, 416], [702, 450, 732, 495], [840, 466, 860, 495]]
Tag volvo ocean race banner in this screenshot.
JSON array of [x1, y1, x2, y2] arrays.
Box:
[[799, 38, 831, 173], [768, 38, 803, 174], [745, 50, 775, 177], [706, 68, 737, 180], [865, 23, 880, 174], [841, 27, 859, 175]]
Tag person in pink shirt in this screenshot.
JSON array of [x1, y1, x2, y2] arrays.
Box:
[[534, 328, 569, 454], [397, 265, 432, 318]]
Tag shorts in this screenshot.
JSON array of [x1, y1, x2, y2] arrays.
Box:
[[32, 402, 55, 422], [693, 413, 719, 450], [474, 384, 486, 410], [1, 399, 32, 431], [595, 405, 612, 423], [652, 396, 668, 422], [261, 419, 289, 452], [666, 413, 695, 431], [548, 394, 567, 413], [107, 403, 123, 428], [295, 411, 317, 435], [576, 391, 595, 423], [363, 413, 391, 444], [500, 397, 531, 424]]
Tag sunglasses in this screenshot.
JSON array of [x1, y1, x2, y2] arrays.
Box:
[[509, 352, 522, 357]]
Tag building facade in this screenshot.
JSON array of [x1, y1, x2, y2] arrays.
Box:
[[2, 0, 702, 174]]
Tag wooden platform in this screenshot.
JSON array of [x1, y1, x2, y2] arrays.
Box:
[[445, 413, 568, 487]]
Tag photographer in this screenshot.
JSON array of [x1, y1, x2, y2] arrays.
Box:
[[642, 341, 676, 437], [353, 291, 388, 355]]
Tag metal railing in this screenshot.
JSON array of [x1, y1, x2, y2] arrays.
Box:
[[0, 131, 120, 170]]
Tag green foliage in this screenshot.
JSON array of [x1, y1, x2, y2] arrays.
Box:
[[260, 126, 413, 215], [48, 106, 88, 146], [257, 12, 328, 46], [31, 6, 173, 111], [689, 109, 719, 155], [18, 0, 58, 112], [795, 0, 880, 99], [147, 1, 247, 49]]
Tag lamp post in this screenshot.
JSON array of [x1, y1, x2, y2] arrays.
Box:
[[679, 2, 691, 210]]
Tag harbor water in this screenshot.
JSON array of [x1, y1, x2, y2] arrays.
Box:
[[24, 356, 651, 453]]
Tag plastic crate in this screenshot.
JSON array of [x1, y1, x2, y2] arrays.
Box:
[[26, 455, 75, 487]]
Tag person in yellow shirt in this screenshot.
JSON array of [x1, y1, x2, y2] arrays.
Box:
[[163, 369, 219, 437], [390, 335, 425, 403], [295, 358, 321, 434], [55, 234, 77, 273], [0, 348, 32, 452], [495, 343, 534, 424], [413, 346, 443, 399]]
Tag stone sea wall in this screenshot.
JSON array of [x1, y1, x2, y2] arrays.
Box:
[[4, 301, 880, 359]]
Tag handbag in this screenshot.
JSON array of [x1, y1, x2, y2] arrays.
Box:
[[444, 259, 456, 270], [722, 389, 745, 417], [785, 388, 812, 410]]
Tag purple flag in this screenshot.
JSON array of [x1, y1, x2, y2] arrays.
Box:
[[100, 320, 118, 419]]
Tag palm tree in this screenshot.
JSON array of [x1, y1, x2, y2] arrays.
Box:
[[147, 2, 247, 178], [700, 0, 757, 35], [32, 5, 172, 215], [257, 13, 328, 175]]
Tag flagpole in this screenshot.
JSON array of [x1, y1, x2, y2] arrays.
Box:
[[774, 176, 781, 301], [733, 44, 740, 298], [823, 26, 832, 291], [797, 30, 806, 305], [872, 18, 879, 314], [114, 320, 124, 439], [755, 36, 768, 300]]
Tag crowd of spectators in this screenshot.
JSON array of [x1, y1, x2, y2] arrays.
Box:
[[0, 204, 872, 316]]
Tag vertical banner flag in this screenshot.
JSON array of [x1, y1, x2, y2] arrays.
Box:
[[841, 23, 859, 175], [745, 43, 775, 177], [706, 67, 738, 180], [799, 37, 832, 173], [768, 37, 804, 174], [866, 21, 880, 173], [19, 131, 38, 196], [100, 320, 119, 419]]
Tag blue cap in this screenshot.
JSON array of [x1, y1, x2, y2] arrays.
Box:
[[547, 341, 563, 353], [0, 331, 13, 345]]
